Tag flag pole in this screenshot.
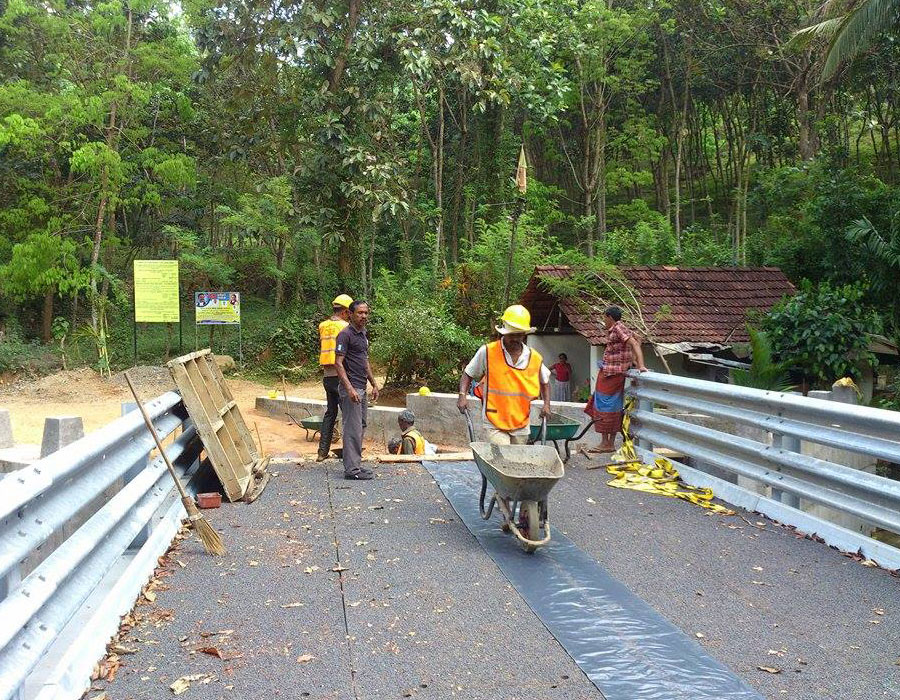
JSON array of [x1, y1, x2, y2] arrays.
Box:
[[503, 145, 528, 306]]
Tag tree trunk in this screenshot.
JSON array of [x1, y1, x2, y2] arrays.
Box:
[[42, 289, 54, 344]]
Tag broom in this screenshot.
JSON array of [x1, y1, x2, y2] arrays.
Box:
[[124, 371, 226, 555]]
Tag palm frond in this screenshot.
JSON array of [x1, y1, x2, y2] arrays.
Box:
[[731, 327, 794, 392], [792, 16, 845, 45], [822, 0, 900, 80]]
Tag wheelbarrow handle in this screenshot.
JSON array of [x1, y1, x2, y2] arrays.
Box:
[[464, 408, 476, 443], [540, 415, 548, 446]]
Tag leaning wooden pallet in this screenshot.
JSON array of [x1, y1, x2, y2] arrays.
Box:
[[167, 349, 270, 503]]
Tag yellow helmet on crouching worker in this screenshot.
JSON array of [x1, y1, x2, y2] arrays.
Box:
[[332, 294, 353, 309], [496, 304, 537, 335]]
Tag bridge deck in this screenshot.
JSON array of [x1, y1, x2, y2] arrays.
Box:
[[95, 455, 900, 700]]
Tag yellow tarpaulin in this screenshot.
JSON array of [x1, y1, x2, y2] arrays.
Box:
[[606, 398, 735, 515], [134, 260, 180, 323]]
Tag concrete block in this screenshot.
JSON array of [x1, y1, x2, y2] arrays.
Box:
[[0, 444, 40, 473], [40, 416, 85, 458], [831, 383, 858, 405], [0, 408, 12, 449], [808, 390, 832, 401], [254, 396, 403, 447]]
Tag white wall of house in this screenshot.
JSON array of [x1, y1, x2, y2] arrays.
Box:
[[530, 333, 592, 398]]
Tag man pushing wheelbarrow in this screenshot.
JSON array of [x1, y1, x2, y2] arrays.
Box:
[[458, 305, 563, 552], [457, 304, 552, 444]]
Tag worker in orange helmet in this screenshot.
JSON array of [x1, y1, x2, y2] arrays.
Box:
[[457, 304, 551, 445], [317, 294, 353, 461]]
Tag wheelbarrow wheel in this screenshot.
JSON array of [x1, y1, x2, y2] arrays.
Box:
[[520, 501, 540, 554]]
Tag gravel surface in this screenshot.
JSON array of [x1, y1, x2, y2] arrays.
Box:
[[99, 460, 596, 700], [92, 452, 900, 700], [552, 454, 900, 700]]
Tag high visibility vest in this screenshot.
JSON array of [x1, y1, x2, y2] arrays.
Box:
[[318, 318, 348, 365], [478, 340, 543, 431], [402, 428, 426, 455]]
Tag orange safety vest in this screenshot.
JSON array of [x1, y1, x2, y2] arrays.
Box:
[[318, 318, 348, 365], [476, 340, 543, 431]]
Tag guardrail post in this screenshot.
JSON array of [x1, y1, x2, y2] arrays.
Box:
[[771, 432, 801, 508], [0, 561, 21, 604], [633, 375, 654, 452]]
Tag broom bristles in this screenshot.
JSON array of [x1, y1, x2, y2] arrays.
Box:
[[182, 495, 226, 555]]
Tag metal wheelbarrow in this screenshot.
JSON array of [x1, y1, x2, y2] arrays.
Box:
[[286, 406, 324, 442], [465, 411, 565, 554], [526, 411, 581, 462]]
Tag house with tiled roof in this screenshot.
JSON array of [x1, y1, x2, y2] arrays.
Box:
[[520, 264, 797, 397]]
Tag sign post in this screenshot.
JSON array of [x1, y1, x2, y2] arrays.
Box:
[[133, 260, 181, 366], [195, 292, 242, 366]]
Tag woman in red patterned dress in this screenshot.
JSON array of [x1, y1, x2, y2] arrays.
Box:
[[584, 306, 648, 452]]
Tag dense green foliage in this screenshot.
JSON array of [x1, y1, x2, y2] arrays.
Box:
[[763, 281, 880, 387], [2, 0, 900, 381]]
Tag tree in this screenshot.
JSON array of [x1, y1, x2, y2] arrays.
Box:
[[795, 0, 900, 81], [763, 281, 880, 387]]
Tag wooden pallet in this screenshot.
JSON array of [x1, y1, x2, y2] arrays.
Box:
[[167, 349, 269, 502]]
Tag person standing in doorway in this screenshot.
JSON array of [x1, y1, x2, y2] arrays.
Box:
[[316, 294, 353, 462], [335, 300, 379, 480], [584, 306, 647, 452], [457, 304, 551, 444], [550, 353, 573, 402]]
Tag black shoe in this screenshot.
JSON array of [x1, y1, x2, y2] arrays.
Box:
[[315, 452, 328, 462], [344, 470, 374, 480]]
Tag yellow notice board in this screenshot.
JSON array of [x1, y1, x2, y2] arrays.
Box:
[[134, 260, 180, 323]]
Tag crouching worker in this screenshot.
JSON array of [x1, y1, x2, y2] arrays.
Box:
[[388, 410, 427, 455], [457, 304, 551, 444]]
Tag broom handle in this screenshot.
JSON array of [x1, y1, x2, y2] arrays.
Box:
[[124, 371, 190, 502]]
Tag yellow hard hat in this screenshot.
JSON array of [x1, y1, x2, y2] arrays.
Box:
[[497, 304, 535, 334], [332, 294, 353, 309]]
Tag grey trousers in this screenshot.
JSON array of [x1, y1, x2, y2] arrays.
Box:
[[338, 384, 367, 475]]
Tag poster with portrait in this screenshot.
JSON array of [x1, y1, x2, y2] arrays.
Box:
[[195, 292, 241, 325]]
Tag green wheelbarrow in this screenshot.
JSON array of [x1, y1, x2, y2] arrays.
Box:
[[465, 410, 565, 554], [527, 412, 605, 463], [286, 406, 325, 442]]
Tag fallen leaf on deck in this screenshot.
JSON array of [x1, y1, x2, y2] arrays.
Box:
[[170, 673, 214, 695], [757, 666, 781, 674], [861, 559, 878, 567], [198, 647, 223, 658], [143, 591, 157, 603], [248, 561, 259, 567], [296, 654, 315, 664], [586, 498, 596, 504], [332, 564, 348, 572], [109, 644, 138, 655], [303, 566, 320, 574]]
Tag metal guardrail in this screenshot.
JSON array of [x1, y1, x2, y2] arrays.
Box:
[[0, 392, 202, 700], [626, 371, 900, 569]]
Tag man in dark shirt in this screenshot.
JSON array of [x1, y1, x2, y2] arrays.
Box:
[[334, 300, 379, 480]]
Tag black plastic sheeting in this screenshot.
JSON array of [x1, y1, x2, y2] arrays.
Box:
[[424, 460, 764, 700]]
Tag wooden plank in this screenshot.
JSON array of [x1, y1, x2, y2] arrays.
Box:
[[167, 348, 212, 365], [170, 362, 247, 501], [374, 451, 474, 463], [168, 348, 262, 502], [202, 353, 259, 460]]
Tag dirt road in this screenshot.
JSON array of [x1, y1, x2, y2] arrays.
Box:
[[0, 367, 328, 455]]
